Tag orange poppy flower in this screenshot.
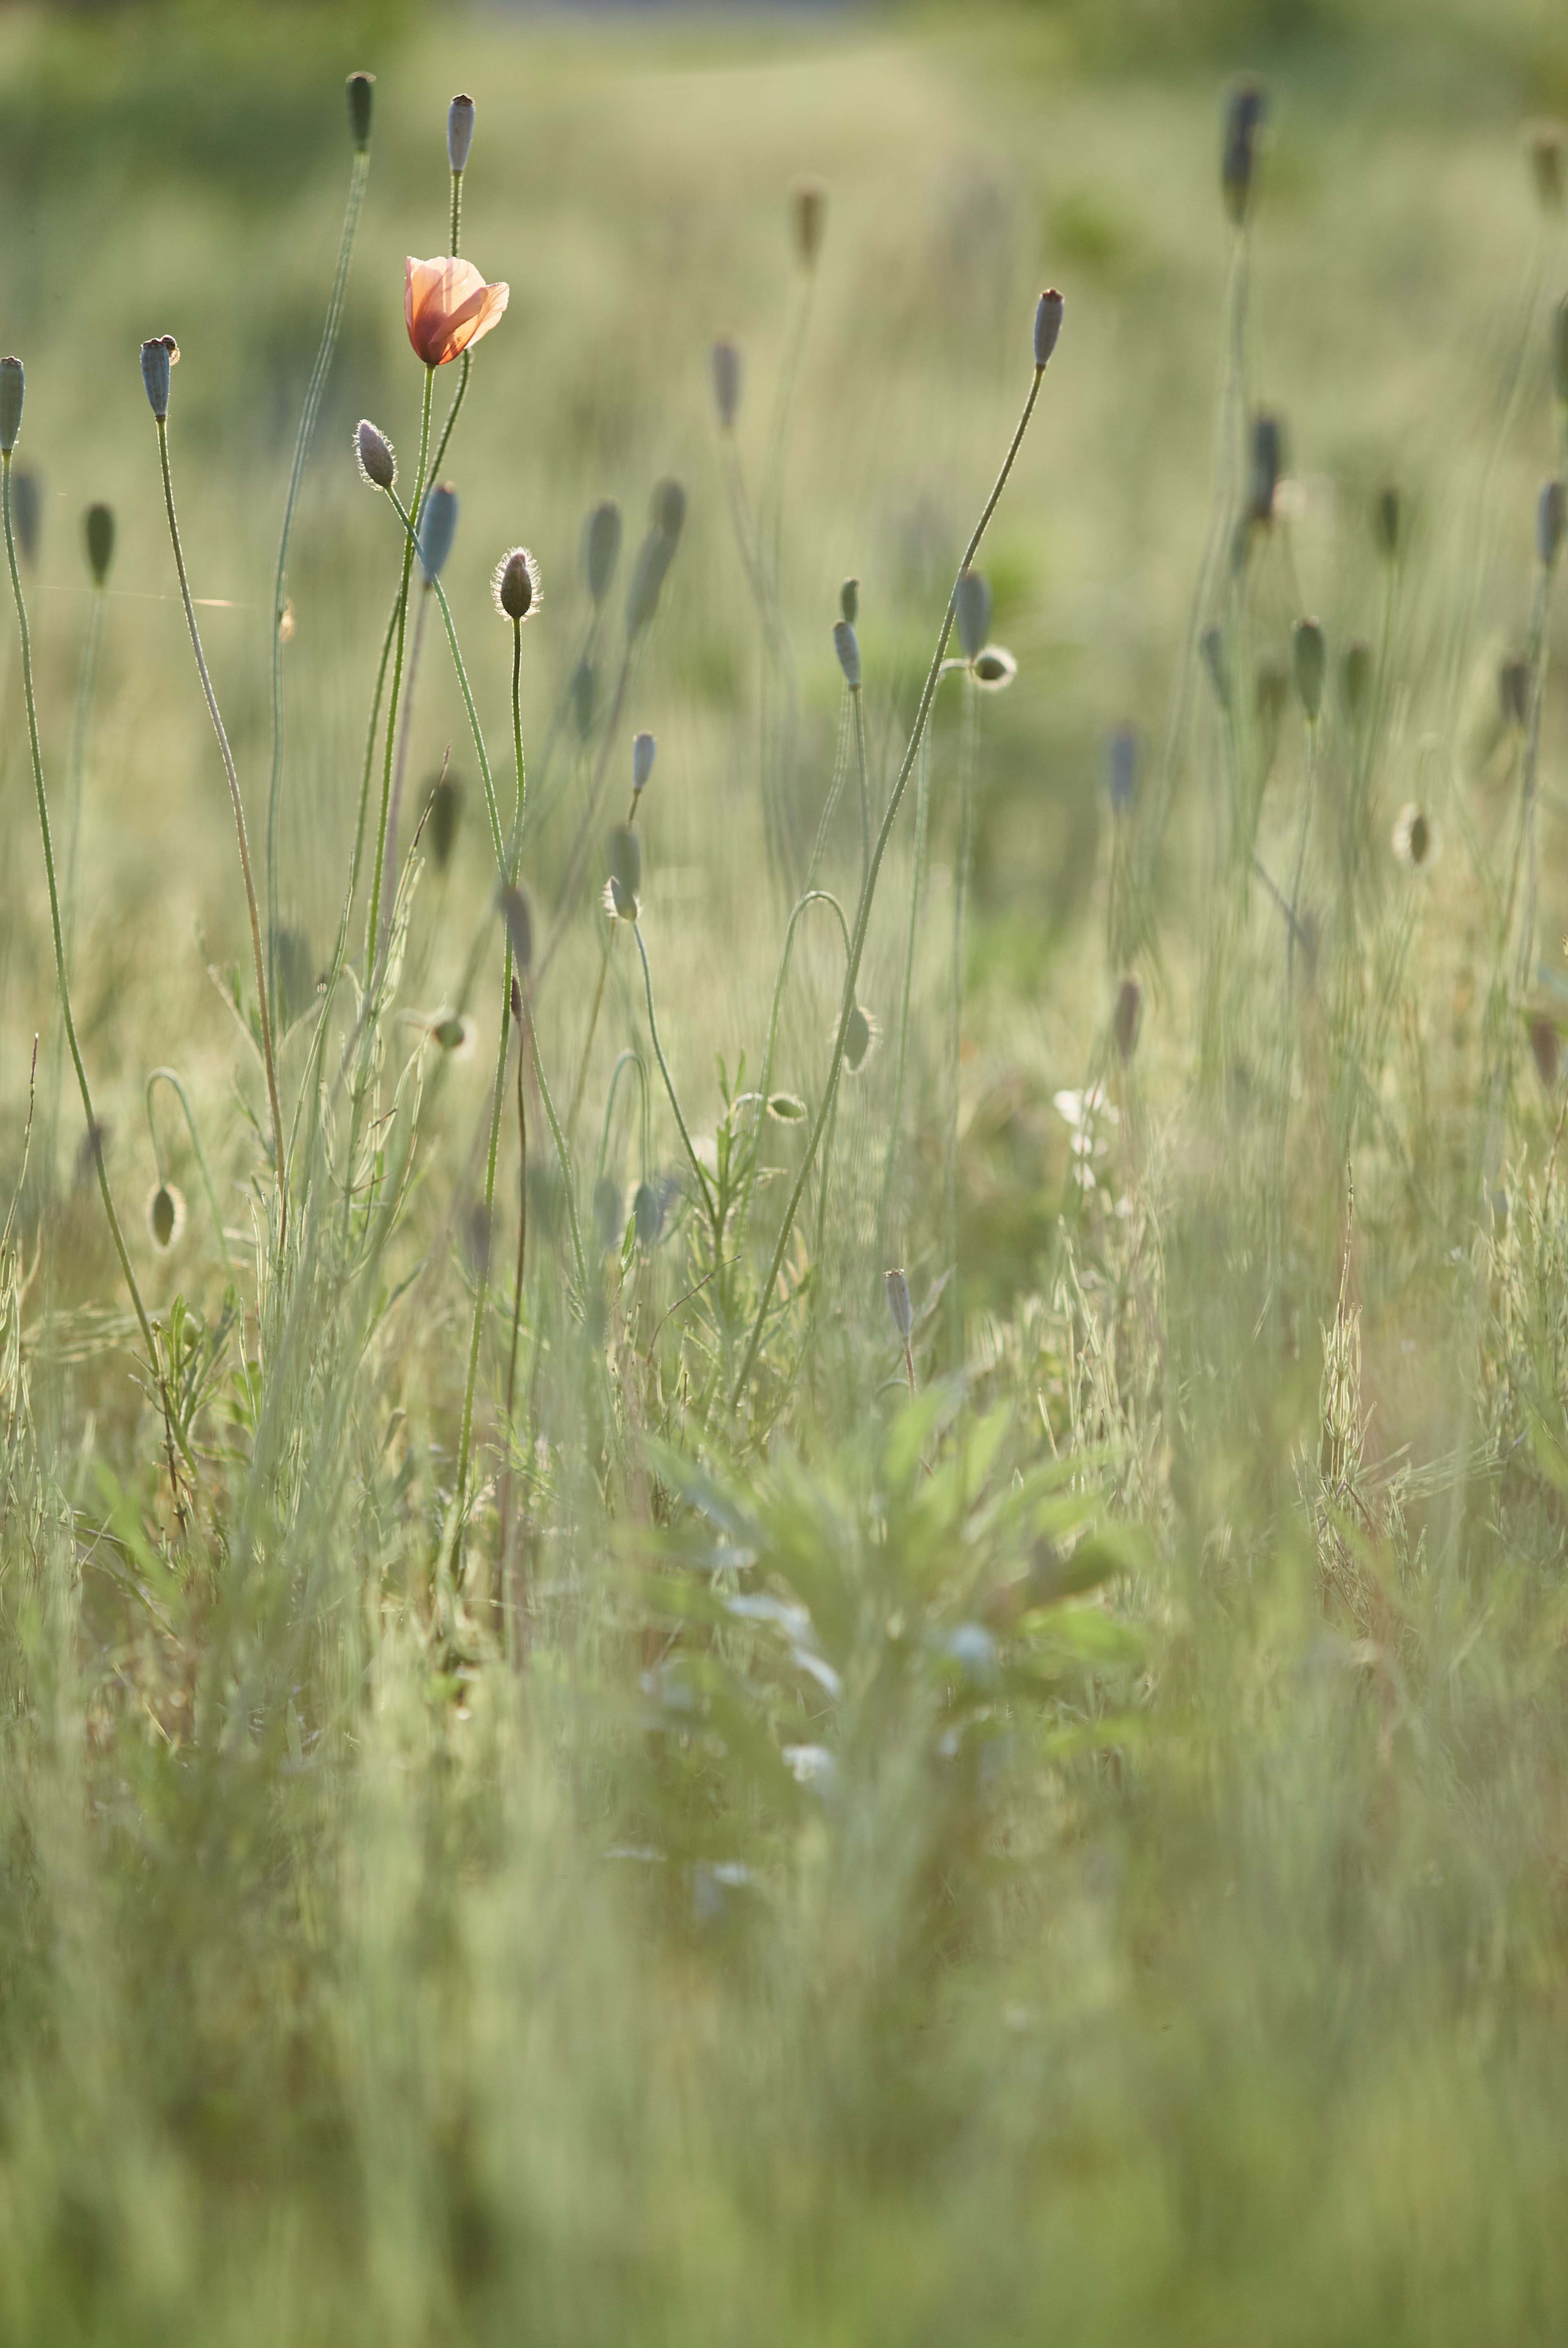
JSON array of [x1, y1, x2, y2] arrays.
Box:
[[404, 256, 509, 368]]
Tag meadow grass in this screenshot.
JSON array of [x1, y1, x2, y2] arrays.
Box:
[[5, 1, 1568, 2338]]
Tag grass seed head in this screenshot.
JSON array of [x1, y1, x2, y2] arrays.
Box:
[[417, 482, 459, 582], [633, 731, 656, 793], [1114, 976, 1142, 1060], [1221, 80, 1267, 225], [347, 71, 374, 154], [955, 568, 992, 663], [145, 1183, 185, 1251], [833, 618, 861, 688], [448, 94, 475, 174], [584, 499, 623, 604], [139, 336, 178, 420], [355, 419, 395, 491], [792, 177, 826, 268], [84, 502, 115, 586], [710, 336, 743, 430], [1293, 617, 1325, 721], [0, 357, 22, 453], [1537, 477, 1565, 570], [493, 544, 541, 622], [1033, 288, 1064, 368]]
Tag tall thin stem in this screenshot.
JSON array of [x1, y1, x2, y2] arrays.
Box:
[[145, 1067, 236, 1278], [633, 922, 718, 1232], [944, 682, 979, 1364], [376, 582, 434, 978], [363, 366, 435, 987], [155, 416, 286, 1247], [876, 716, 933, 1271], [45, 575, 106, 1176]]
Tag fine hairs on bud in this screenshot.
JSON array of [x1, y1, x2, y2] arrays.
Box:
[[955, 569, 992, 664], [792, 177, 826, 268], [840, 577, 859, 626], [347, 71, 374, 154], [833, 618, 861, 688], [971, 647, 1017, 690], [139, 334, 178, 420], [1537, 477, 1566, 569], [146, 1182, 186, 1251], [492, 545, 542, 623], [584, 499, 623, 604], [355, 418, 396, 491], [632, 731, 656, 793], [1293, 617, 1326, 721], [710, 336, 743, 431], [417, 482, 459, 582], [0, 356, 23, 453], [1033, 288, 1064, 369], [448, 94, 476, 175], [1221, 79, 1267, 225], [84, 502, 115, 587]]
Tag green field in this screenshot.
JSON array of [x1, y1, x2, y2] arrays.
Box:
[[4, 0, 1568, 2337]]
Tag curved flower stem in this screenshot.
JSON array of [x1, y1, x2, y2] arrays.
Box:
[[267, 142, 369, 1010], [596, 1050, 650, 1190], [145, 1067, 236, 1278], [733, 888, 851, 1255], [943, 680, 979, 1364], [633, 921, 718, 1232], [875, 714, 933, 1273], [3, 454, 157, 1374], [731, 357, 1049, 1408], [154, 416, 287, 1249], [363, 365, 434, 987]]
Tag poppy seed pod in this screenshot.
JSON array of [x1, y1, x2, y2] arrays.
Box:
[[1113, 975, 1142, 1061], [84, 502, 115, 587], [448, 94, 475, 174], [607, 824, 641, 920], [355, 418, 396, 491], [885, 1267, 913, 1345], [833, 618, 861, 688], [632, 731, 656, 793], [1537, 477, 1566, 569], [1221, 80, 1267, 225], [140, 335, 178, 420], [710, 335, 743, 430], [584, 499, 622, 603], [12, 468, 41, 569], [0, 357, 22, 454], [1107, 725, 1138, 816], [501, 883, 532, 974], [1341, 638, 1372, 720], [955, 569, 992, 664], [1500, 655, 1530, 729], [1553, 298, 1568, 408], [429, 774, 460, 870], [1374, 484, 1402, 560], [1033, 288, 1065, 369], [1248, 412, 1283, 522], [493, 544, 541, 622], [417, 482, 459, 582], [1200, 623, 1231, 711], [792, 178, 826, 268], [1293, 618, 1326, 721], [840, 576, 859, 626], [347, 71, 374, 154]]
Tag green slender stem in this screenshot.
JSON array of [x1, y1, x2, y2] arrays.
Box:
[[851, 681, 870, 887], [566, 929, 615, 1148], [732, 357, 1048, 1407], [375, 582, 434, 978], [537, 646, 633, 985], [875, 715, 933, 1271], [633, 922, 718, 1229], [3, 452, 156, 1369], [504, 1025, 528, 1442], [804, 689, 851, 894], [531, 1024, 588, 1300], [145, 1068, 236, 1278], [450, 168, 463, 255], [734, 889, 851, 1254], [364, 367, 435, 985], [45, 578, 106, 1175], [268, 144, 369, 1010], [154, 416, 287, 1248], [452, 937, 514, 1544], [596, 1051, 650, 1189], [944, 681, 978, 1364]]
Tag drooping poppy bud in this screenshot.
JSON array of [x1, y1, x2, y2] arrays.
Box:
[[632, 731, 656, 794], [146, 1182, 186, 1250], [1221, 80, 1267, 225]]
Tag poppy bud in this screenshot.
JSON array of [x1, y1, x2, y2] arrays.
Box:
[[448, 94, 475, 174], [1391, 803, 1440, 872], [633, 1180, 663, 1246], [429, 773, 460, 870], [1200, 623, 1231, 711], [792, 177, 826, 268], [1340, 638, 1372, 720], [651, 478, 686, 540], [840, 576, 859, 626], [572, 656, 595, 740], [972, 647, 1016, 689], [84, 502, 115, 587], [710, 335, 742, 430], [430, 1015, 471, 1053], [140, 335, 178, 421], [885, 1267, 913, 1343], [417, 482, 459, 581], [1033, 288, 1064, 369], [12, 468, 40, 569], [347, 71, 374, 154], [1248, 412, 1282, 522], [1113, 976, 1142, 1060], [1500, 654, 1530, 729], [493, 544, 541, 622], [768, 1094, 807, 1121], [1528, 120, 1565, 214], [510, 972, 523, 1022], [833, 618, 861, 688], [607, 823, 641, 920], [625, 486, 685, 637], [146, 1182, 186, 1251], [1553, 298, 1568, 407], [954, 568, 992, 663], [842, 1003, 878, 1070], [1221, 80, 1267, 226], [1293, 617, 1325, 721], [502, 883, 532, 974], [1374, 484, 1401, 560], [0, 357, 21, 454], [584, 498, 622, 604], [1107, 724, 1138, 815], [632, 731, 656, 793], [355, 418, 395, 491], [1537, 477, 1566, 569]]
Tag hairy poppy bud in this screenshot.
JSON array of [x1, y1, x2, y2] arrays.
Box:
[[0, 357, 22, 454], [492, 544, 541, 622], [1221, 80, 1267, 225], [13, 468, 40, 569], [501, 883, 532, 974], [1107, 724, 1138, 815], [417, 482, 459, 581], [842, 1003, 878, 1070], [84, 502, 115, 587], [1113, 976, 1142, 1060], [1537, 477, 1565, 569], [1248, 412, 1283, 522], [584, 498, 622, 604], [840, 576, 859, 626], [833, 618, 861, 688], [710, 335, 742, 430], [971, 646, 1017, 689], [792, 177, 826, 267], [1293, 617, 1325, 721], [632, 731, 656, 793], [885, 1267, 913, 1343], [140, 335, 178, 420], [1033, 288, 1064, 368], [1374, 484, 1401, 560], [147, 1182, 186, 1250], [448, 94, 475, 174], [355, 418, 395, 491], [954, 568, 992, 663], [607, 824, 641, 920], [428, 773, 460, 870], [1341, 638, 1372, 720], [347, 71, 374, 153]]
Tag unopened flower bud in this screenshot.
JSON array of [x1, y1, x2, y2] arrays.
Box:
[[1221, 80, 1267, 226], [584, 499, 622, 603], [417, 482, 459, 582], [147, 1182, 185, 1250], [84, 502, 115, 587], [448, 94, 475, 175], [493, 544, 541, 622], [355, 418, 396, 491], [840, 576, 859, 626], [1500, 654, 1530, 729], [954, 568, 992, 663], [1293, 617, 1325, 721], [607, 823, 641, 920], [1374, 484, 1402, 560], [1113, 976, 1142, 1060], [1033, 288, 1064, 369], [710, 335, 742, 430], [1107, 725, 1138, 815], [792, 177, 826, 268], [1248, 412, 1282, 522], [842, 1003, 878, 1070], [1537, 477, 1566, 569], [501, 883, 532, 974], [971, 646, 1017, 690], [1340, 638, 1372, 720], [632, 731, 656, 793], [833, 618, 861, 688], [140, 335, 178, 421], [885, 1267, 913, 1343], [347, 71, 374, 154], [429, 773, 460, 870], [0, 357, 22, 454], [1527, 119, 1565, 214]]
